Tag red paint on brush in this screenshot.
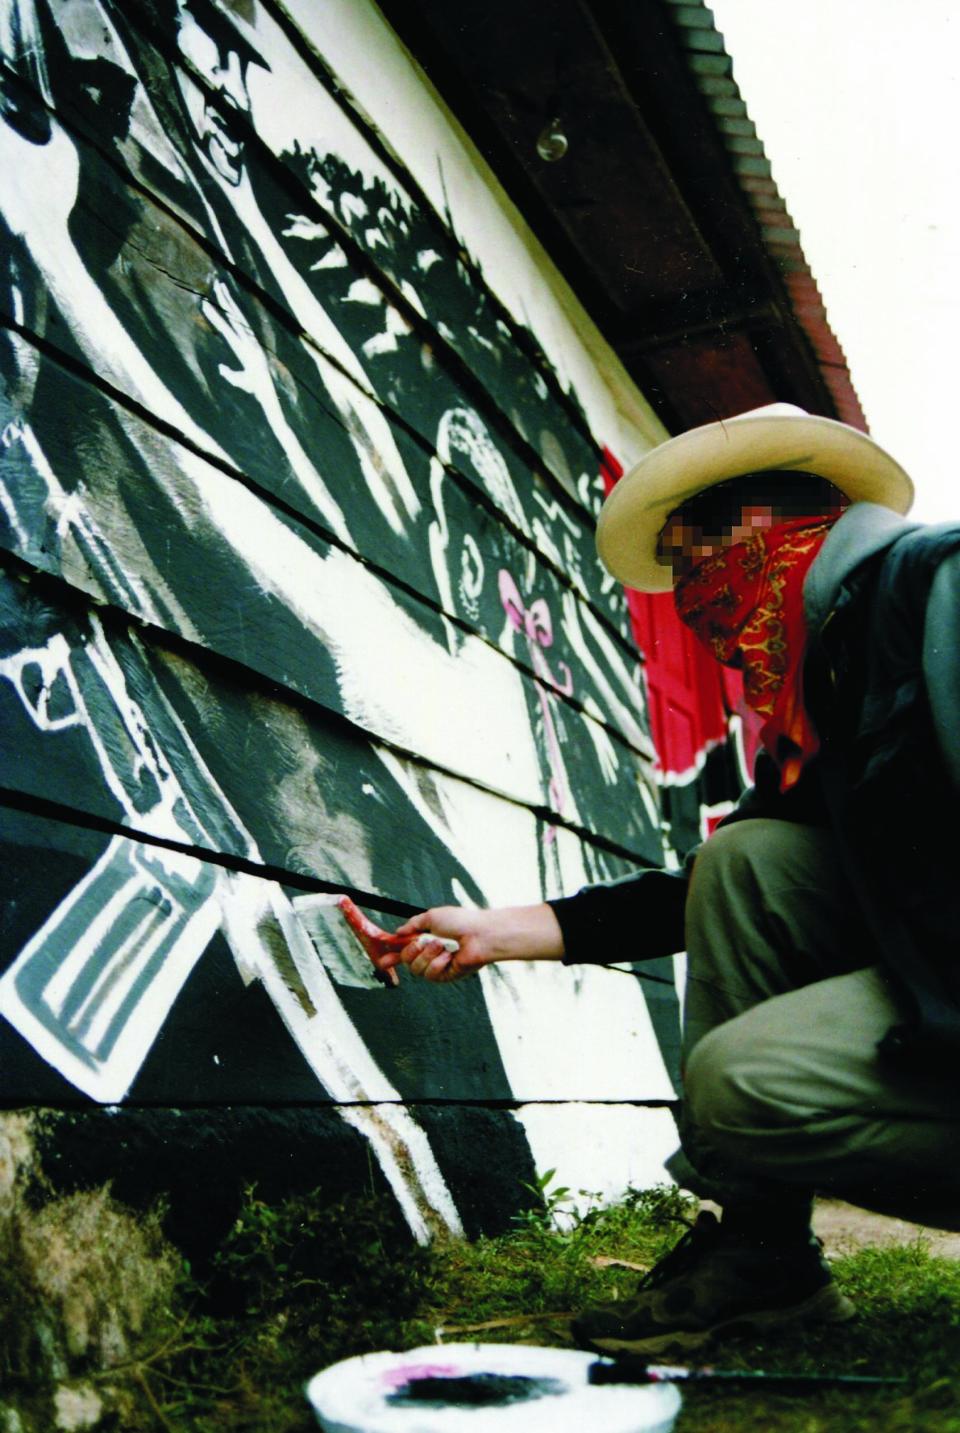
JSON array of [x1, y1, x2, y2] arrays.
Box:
[[336, 895, 403, 986], [337, 895, 404, 947]]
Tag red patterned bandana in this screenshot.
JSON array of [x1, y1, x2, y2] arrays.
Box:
[[673, 518, 838, 789]]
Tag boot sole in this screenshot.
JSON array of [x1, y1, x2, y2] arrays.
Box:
[[580, 1282, 856, 1357]]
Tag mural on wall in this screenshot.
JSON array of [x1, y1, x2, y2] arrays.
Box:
[[0, 0, 703, 1227]]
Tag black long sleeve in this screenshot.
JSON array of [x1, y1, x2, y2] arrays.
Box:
[[548, 864, 690, 966]]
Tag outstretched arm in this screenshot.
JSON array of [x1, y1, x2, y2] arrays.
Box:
[[385, 903, 565, 983], [355, 860, 693, 987]]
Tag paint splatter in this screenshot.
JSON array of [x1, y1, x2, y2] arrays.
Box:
[[387, 1372, 566, 1407]]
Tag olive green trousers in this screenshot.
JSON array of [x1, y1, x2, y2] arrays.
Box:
[[669, 819, 960, 1230]]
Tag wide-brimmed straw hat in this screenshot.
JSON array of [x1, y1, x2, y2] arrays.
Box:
[[596, 403, 914, 592]]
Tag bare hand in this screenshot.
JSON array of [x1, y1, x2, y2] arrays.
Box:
[[386, 903, 564, 983]]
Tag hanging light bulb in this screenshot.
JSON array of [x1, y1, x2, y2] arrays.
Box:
[[536, 116, 568, 162]]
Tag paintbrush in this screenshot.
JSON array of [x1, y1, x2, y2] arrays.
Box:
[[588, 1356, 907, 1390], [294, 892, 458, 989]]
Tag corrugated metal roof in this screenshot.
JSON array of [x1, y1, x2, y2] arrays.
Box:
[[663, 0, 867, 430]]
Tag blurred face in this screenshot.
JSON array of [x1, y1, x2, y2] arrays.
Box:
[[657, 503, 777, 582], [175, 8, 251, 186]]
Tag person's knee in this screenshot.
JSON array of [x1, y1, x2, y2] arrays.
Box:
[[685, 821, 773, 957], [685, 1025, 739, 1139], [686, 819, 840, 969], [689, 820, 793, 909], [684, 1021, 786, 1149], [689, 820, 751, 887]]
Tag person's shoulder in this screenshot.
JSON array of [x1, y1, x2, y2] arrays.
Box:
[[805, 504, 920, 624], [830, 501, 918, 554], [889, 516, 960, 552], [870, 514, 960, 585]]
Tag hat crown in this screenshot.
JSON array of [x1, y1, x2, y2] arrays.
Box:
[[725, 402, 809, 422]]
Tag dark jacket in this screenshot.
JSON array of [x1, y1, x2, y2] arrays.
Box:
[[551, 503, 960, 1067]]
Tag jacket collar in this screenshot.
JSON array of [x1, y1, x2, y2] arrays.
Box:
[[803, 502, 921, 631]]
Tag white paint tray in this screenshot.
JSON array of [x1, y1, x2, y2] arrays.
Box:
[[306, 1342, 681, 1433]]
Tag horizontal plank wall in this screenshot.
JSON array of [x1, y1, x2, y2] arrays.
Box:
[[0, 0, 686, 1236]]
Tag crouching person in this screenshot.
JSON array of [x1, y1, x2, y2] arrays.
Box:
[[374, 406, 960, 1353]]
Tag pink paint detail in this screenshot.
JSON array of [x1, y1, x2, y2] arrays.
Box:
[[500, 572, 525, 633], [381, 1362, 461, 1390], [498, 572, 574, 697], [498, 570, 575, 831], [524, 597, 553, 649]]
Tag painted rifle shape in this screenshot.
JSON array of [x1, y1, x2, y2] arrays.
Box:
[[0, 619, 224, 1095]]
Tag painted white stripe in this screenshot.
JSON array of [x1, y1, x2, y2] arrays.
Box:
[[221, 877, 464, 1242]]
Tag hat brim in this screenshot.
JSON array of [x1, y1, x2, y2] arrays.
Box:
[[596, 412, 914, 592]]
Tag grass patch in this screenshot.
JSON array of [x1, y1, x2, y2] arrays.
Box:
[[667, 1241, 960, 1432], [104, 1181, 698, 1430], [5, 1174, 960, 1430]]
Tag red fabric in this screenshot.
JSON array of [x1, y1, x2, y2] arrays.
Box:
[[673, 518, 837, 789]]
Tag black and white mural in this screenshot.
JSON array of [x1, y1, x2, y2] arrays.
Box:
[[0, 0, 685, 1232]]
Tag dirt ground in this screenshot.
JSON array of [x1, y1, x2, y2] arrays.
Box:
[[699, 1196, 960, 1260], [811, 1198, 960, 1261]]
